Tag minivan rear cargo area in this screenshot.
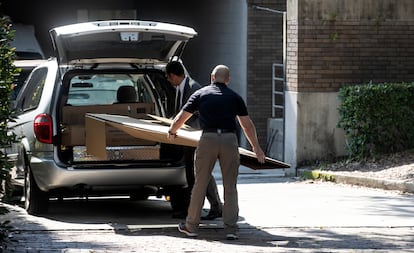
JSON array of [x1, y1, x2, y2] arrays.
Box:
[[57, 71, 178, 165], [60, 103, 158, 163]]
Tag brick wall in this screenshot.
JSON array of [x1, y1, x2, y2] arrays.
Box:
[[247, 0, 286, 147], [287, 0, 414, 92]]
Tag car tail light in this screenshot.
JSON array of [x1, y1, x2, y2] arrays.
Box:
[[34, 114, 53, 144]]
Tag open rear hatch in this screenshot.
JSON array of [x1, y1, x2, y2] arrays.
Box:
[[49, 20, 197, 66]]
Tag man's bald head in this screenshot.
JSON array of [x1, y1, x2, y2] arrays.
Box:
[[211, 65, 230, 84]]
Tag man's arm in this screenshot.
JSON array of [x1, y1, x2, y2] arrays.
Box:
[[167, 110, 193, 140], [237, 115, 266, 163]]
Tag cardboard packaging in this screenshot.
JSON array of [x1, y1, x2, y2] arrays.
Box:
[[61, 103, 155, 147], [85, 114, 159, 160], [73, 145, 160, 162]]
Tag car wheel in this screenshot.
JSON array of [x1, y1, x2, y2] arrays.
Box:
[[24, 166, 49, 215]]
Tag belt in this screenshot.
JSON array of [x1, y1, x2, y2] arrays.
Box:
[[203, 128, 236, 134]]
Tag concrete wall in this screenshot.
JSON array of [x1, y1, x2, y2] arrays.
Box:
[[192, 1, 247, 97], [284, 91, 346, 169], [286, 0, 414, 168], [297, 0, 414, 21], [1, 0, 247, 97]]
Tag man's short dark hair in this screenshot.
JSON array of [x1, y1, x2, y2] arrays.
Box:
[[165, 61, 185, 76]]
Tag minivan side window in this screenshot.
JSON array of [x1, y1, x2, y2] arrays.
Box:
[[16, 67, 48, 112]]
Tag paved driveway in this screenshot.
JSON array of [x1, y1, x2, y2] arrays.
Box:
[[1, 173, 414, 252]]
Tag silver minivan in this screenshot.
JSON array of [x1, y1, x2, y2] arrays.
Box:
[[9, 20, 197, 214]]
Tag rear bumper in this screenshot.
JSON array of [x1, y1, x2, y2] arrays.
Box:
[[29, 157, 186, 192]]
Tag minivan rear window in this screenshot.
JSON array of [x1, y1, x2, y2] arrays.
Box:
[[67, 74, 153, 106]]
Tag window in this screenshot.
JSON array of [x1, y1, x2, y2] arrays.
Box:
[[17, 67, 48, 112], [67, 74, 152, 106]]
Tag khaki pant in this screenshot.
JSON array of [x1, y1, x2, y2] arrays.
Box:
[[185, 132, 239, 234]]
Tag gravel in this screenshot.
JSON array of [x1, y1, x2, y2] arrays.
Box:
[[310, 149, 414, 183]]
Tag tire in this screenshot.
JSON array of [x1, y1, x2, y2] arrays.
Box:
[[24, 166, 49, 215]]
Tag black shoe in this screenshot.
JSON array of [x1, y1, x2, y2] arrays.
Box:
[[226, 233, 238, 240], [201, 211, 222, 220], [172, 210, 187, 219]]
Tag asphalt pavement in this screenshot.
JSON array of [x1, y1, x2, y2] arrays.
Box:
[[1, 165, 414, 252]]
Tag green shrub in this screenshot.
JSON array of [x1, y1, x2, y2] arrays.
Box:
[[0, 15, 19, 248], [338, 82, 414, 159]]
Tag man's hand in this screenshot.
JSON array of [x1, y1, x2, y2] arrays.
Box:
[[237, 115, 266, 164], [253, 147, 266, 164], [167, 110, 193, 141]]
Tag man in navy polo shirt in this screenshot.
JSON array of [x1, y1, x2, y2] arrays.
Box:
[[168, 64, 265, 240], [165, 61, 223, 220]]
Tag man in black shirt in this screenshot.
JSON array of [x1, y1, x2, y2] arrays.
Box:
[[168, 64, 265, 240], [165, 61, 223, 220]]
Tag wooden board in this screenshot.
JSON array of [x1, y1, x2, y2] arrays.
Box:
[[86, 113, 290, 169], [238, 147, 290, 169], [86, 113, 201, 147], [147, 114, 192, 129], [147, 114, 289, 168]]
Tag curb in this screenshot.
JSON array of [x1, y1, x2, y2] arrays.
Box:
[[298, 169, 414, 194]]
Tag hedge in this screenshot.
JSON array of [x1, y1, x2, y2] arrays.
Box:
[[337, 82, 414, 159], [0, 16, 19, 203]]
